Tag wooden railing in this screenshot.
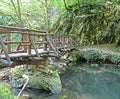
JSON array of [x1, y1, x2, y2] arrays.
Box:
[[50, 34, 80, 51], [0, 25, 80, 66], [0, 25, 59, 66], [0, 25, 46, 53]]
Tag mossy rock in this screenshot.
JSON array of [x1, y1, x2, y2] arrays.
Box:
[[11, 68, 24, 79], [10, 68, 62, 94], [29, 71, 62, 94]]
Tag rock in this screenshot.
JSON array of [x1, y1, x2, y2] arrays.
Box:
[[10, 69, 62, 94], [29, 71, 62, 94], [91, 64, 100, 68], [10, 78, 28, 88]]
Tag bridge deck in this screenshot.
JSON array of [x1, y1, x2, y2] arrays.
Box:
[[0, 49, 47, 58]]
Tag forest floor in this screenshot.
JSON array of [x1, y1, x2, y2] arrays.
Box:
[[84, 43, 120, 55]]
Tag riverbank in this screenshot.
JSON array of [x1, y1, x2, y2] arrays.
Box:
[[85, 44, 120, 55], [76, 44, 120, 64]]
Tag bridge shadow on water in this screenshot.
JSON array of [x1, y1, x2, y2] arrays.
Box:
[[18, 63, 120, 99]]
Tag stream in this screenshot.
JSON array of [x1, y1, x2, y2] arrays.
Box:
[[14, 63, 120, 99]]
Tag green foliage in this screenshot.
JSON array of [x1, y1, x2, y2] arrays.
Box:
[[0, 83, 16, 99], [0, 0, 51, 29], [0, 16, 11, 25], [85, 49, 102, 61], [48, 0, 65, 11], [52, 1, 120, 46], [60, 95, 67, 99], [102, 53, 112, 61], [111, 54, 120, 64], [75, 50, 83, 61]]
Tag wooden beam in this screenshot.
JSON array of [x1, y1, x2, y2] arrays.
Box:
[[0, 31, 47, 36], [0, 59, 13, 66], [28, 34, 31, 54], [0, 25, 46, 33], [29, 35, 41, 58], [6, 33, 11, 53], [46, 35, 59, 57], [0, 36, 12, 64]]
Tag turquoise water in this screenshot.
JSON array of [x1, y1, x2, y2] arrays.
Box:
[[21, 63, 120, 99]]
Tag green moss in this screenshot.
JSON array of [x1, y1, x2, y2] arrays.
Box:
[[85, 49, 102, 61], [52, 71, 59, 78], [11, 68, 24, 79]]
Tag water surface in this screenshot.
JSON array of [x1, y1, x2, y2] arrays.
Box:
[[21, 63, 120, 99]]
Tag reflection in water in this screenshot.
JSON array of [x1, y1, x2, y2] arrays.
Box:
[[21, 63, 120, 99]]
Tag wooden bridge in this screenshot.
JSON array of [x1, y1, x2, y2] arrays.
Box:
[[0, 25, 80, 67]]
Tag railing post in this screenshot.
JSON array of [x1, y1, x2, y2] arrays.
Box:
[[44, 35, 47, 51], [6, 33, 11, 53], [22, 34, 28, 52], [28, 34, 31, 54], [30, 35, 41, 58]]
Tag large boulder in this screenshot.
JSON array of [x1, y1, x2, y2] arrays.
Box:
[[10, 65, 62, 94]]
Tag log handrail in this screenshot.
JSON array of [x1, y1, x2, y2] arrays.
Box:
[[0, 25, 46, 33]]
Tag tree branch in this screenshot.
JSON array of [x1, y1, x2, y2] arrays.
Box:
[[77, 0, 80, 8], [63, 0, 68, 10], [17, 0, 23, 27], [10, 0, 18, 16]]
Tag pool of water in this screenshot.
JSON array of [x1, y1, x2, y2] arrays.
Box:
[[20, 63, 120, 99]]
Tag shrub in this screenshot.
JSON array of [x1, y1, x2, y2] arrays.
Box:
[[0, 83, 16, 99], [102, 53, 112, 62], [75, 50, 83, 61], [111, 54, 120, 64], [85, 49, 102, 61]]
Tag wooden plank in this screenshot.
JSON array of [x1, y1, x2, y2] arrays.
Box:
[[0, 49, 47, 58]]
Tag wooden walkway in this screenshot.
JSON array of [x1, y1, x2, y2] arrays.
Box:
[[0, 25, 80, 67]]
